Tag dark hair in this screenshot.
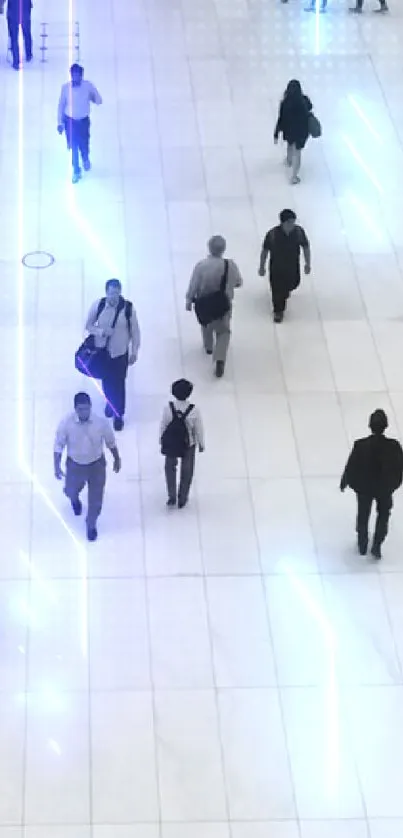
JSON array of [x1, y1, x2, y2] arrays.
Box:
[[70, 63, 83, 75], [171, 378, 193, 401], [105, 278, 122, 292], [284, 79, 302, 99], [279, 209, 297, 224], [369, 409, 388, 435], [74, 392, 91, 407]]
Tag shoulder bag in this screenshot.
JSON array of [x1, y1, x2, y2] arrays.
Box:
[[194, 260, 230, 327], [75, 297, 125, 379]]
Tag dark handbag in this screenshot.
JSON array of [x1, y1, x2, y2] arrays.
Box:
[[194, 260, 230, 327], [308, 112, 322, 139], [75, 298, 124, 379]]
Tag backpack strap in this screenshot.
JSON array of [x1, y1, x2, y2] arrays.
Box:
[[95, 296, 123, 329], [169, 401, 177, 418], [219, 259, 229, 293], [96, 297, 106, 321], [184, 404, 194, 419]]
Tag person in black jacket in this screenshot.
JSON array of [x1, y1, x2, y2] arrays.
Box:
[[0, 0, 33, 69], [274, 80, 313, 184], [340, 410, 403, 559]]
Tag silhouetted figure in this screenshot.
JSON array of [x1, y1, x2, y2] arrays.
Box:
[[340, 410, 403, 559], [0, 0, 32, 69]]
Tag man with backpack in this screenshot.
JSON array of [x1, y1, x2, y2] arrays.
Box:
[[186, 236, 243, 378], [85, 279, 140, 431], [160, 379, 205, 509]]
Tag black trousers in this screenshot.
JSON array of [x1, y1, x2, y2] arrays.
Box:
[[64, 116, 90, 174], [102, 352, 128, 419], [356, 0, 386, 7], [165, 446, 196, 503], [8, 11, 32, 66], [356, 494, 393, 548]]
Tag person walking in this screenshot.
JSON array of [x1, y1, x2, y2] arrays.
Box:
[[258, 209, 311, 323], [85, 279, 140, 431], [57, 64, 102, 184], [305, 0, 327, 11], [274, 80, 313, 184], [340, 409, 403, 558], [186, 235, 243, 378], [54, 392, 121, 542], [160, 379, 205, 509], [350, 0, 388, 11], [0, 0, 32, 69]]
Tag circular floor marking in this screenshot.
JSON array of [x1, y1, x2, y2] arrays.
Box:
[[22, 251, 55, 269]]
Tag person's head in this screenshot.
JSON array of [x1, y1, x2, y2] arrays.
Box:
[[105, 278, 122, 307], [369, 409, 388, 436], [70, 63, 84, 86], [208, 235, 226, 258], [74, 392, 92, 422], [285, 79, 302, 99], [171, 378, 194, 402], [279, 208, 297, 234]]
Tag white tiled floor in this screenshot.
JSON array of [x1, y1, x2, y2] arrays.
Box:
[[2, 0, 403, 834]]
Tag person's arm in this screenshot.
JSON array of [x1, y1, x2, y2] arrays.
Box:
[[304, 96, 313, 112], [259, 232, 271, 276], [89, 83, 103, 105], [340, 444, 356, 491], [160, 405, 171, 443], [230, 260, 243, 289], [53, 420, 67, 479], [103, 422, 121, 472], [186, 264, 200, 311], [85, 300, 105, 338], [57, 86, 67, 129], [299, 227, 311, 274], [274, 102, 283, 141], [128, 307, 141, 364], [193, 408, 205, 452]]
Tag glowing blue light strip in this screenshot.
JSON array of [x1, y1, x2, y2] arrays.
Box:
[[348, 95, 384, 145], [342, 135, 384, 194]]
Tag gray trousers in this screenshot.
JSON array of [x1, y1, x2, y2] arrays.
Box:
[[201, 311, 232, 363], [64, 456, 106, 529], [165, 446, 196, 503]]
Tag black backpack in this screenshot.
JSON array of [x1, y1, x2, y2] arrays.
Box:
[[161, 402, 194, 458]]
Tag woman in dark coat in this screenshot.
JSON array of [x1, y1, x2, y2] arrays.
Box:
[[274, 80, 312, 184]]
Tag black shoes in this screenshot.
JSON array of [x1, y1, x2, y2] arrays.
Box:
[[87, 527, 98, 542], [114, 417, 124, 431], [167, 497, 176, 507], [105, 404, 114, 419], [215, 361, 225, 378], [178, 497, 188, 509], [83, 158, 91, 171], [72, 169, 82, 184], [357, 538, 368, 556], [371, 543, 382, 559], [71, 499, 82, 516], [273, 312, 284, 323]]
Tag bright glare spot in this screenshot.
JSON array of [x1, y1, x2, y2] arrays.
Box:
[[48, 739, 62, 756]]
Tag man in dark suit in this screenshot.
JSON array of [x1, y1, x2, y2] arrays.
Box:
[[0, 0, 33, 69], [340, 409, 403, 558]]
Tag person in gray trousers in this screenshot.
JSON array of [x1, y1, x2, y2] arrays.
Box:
[[186, 235, 243, 378]]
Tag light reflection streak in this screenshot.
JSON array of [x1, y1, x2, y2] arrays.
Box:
[[342, 135, 384, 194], [283, 563, 340, 793], [348, 95, 384, 145]]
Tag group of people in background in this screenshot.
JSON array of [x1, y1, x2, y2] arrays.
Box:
[[281, 0, 389, 13], [1, 5, 398, 557]]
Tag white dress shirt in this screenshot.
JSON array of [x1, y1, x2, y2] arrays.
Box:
[[85, 298, 141, 360], [54, 412, 116, 465], [57, 80, 102, 124], [160, 399, 205, 449]]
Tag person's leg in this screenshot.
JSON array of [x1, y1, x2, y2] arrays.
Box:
[[86, 457, 107, 534], [377, 0, 388, 9], [356, 494, 372, 554], [79, 117, 91, 169], [213, 313, 231, 363], [178, 446, 196, 507], [270, 281, 287, 322], [7, 17, 19, 67], [373, 495, 393, 554], [165, 457, 178, 504], [202, 323, 214, 354], [291, 148, 302, 183], [70, 120, 81, 180], [64, 458, 86, 508], [102, 353, 128, 421], [286, 143, 293, 166], [22, 9, 32, 60]]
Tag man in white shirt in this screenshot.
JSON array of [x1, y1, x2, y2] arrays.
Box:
[[54, 392, 121, 541], [57, 63, 102, 184], [160, 379, 205, 509], [85, 279, 141, 432], [186, 236, 243, 378]]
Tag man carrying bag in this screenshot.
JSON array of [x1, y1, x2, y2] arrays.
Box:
[[186, 235, 243, 378]]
